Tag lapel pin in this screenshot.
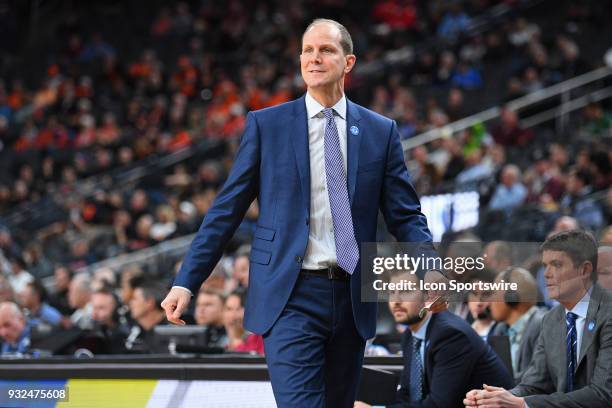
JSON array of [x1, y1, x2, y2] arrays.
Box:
[[588, 320, 596, 332], [350, 125, 359, 135]]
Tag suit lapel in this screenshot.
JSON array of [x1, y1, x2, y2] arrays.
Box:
[[290, 96, 311, 216], [346, 99, 362, 206], [578, 285, 601, 367]]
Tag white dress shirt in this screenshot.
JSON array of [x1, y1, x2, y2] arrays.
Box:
[[302, 92, 348, 270], [173, 92, 349, 295], [565, 286, 592, 357]]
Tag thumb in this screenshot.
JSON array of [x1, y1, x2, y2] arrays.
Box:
[[173, 295, 186, 318], [483, 384, 503, 391]]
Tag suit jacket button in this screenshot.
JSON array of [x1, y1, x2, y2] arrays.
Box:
[[305, 218, 309, 226], [295, 256, 302, 263]]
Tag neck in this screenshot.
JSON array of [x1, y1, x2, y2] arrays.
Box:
[[473, 318, 492, 331], [138, 310, 164, 331], [561, 283, 591, 311], [308, 84, 344, 108], [506, 304, 533, 326], [409, 312, 429, 333]]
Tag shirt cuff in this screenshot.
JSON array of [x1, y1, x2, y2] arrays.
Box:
[[172, 286, 193, 296]]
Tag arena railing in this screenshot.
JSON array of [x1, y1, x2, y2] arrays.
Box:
[[402, 65, 612, 151]]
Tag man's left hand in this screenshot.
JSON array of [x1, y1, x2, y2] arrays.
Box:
[[472, 384, 525, 408], [423, 270, 449, 313], [354, 401, 371, 408]]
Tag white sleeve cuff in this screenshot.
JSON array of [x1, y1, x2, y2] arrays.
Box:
[[172, 286, 193, 296]]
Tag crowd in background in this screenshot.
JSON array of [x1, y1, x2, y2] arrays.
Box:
[[0, 0, 610, 359]]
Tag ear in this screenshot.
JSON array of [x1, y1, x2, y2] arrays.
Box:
[[581, 261, 593, 279], [345, 54, 356, 74]]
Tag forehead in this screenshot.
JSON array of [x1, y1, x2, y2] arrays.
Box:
[[542, 250, 572, 263], [92, 293, 113, 303], [302, 23, 342, 45]]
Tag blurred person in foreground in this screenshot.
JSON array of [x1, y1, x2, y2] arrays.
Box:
[[161, 18, 444, 407], [91, 286, 129, 354], [68, 272, 94, 329], [194, 288, 227, 348], [489, 267, 547, 384], [125, 282, 167, 353], [465, 230, 612, 407], [17, 280, 66, 329], [224, 290, 263, 355], [355, 272, 513, 408], [0, 301, 31, 354]]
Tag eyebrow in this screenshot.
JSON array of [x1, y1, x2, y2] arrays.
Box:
[[302, 43, 338, 50]]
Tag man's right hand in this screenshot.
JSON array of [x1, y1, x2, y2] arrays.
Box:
[[161, 287, 191, 325]]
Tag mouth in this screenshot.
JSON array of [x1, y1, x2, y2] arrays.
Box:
[[309, 70, 325, 73]]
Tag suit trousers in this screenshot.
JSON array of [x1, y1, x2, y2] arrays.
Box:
[[263, 273, 366, 407]]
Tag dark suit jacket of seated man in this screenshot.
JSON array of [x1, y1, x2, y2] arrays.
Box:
[[389, 311, 514, 407]]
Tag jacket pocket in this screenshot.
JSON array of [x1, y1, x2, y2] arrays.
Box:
[[254, 225, 276, 241], [249, 248, 271, 265]]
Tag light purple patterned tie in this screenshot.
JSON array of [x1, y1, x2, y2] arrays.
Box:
[[323, 108, 359, 274]]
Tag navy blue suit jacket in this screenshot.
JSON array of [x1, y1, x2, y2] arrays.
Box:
[[174, 95, 434, 339], [391, 311, 514, 407]]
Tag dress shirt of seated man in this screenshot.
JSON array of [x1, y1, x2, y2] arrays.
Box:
[[465, 230, 612, 407], [0, 301, 31, 354], [355, 272, 513, 408], [489, 267, 547, 384]]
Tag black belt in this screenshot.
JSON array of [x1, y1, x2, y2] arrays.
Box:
[[301, 266, 350, 281]]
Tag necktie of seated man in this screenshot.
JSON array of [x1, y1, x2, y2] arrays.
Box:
[[566, 311, 578, 392], [410, 337, 424, 401], [323, 108, 360, 274]]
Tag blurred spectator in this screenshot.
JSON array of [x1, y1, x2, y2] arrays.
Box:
[[491, 107, 534, 147], [68, 272, 93, 329], [0, 276, 13, 302], [6, 256, 34, 293], [437, 4, 471, 41], [17, 280, 64, 329], [489, 267, 546, 383], [597, 246, 612, 291], [224, 290, 264, 355], [489, 165, 527, 212], [194, 289, 227, 349], [229, 254, 250, 292], [48, 265, 73, 315], [560, 169, 604, 230], [579, 101, 612, 138], [92, 267, 116, 291], [482, 241, 513, 273], [455, 148, 493, 190], [467, 281, 498, 341], [0, 302, 30, 354], [451, 61, 482, 90]]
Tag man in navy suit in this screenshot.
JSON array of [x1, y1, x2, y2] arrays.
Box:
[[356, 272, 513, 408], [161, 18, 440, 407]]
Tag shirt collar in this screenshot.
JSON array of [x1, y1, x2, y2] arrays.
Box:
[[411, 313, 432, 341], [509, 305, 538, 336], [566, 286, 592, 319], [305, 92, 346, 120]]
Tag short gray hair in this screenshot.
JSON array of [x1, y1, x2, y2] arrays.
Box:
[[303, 18, 353, 55]]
